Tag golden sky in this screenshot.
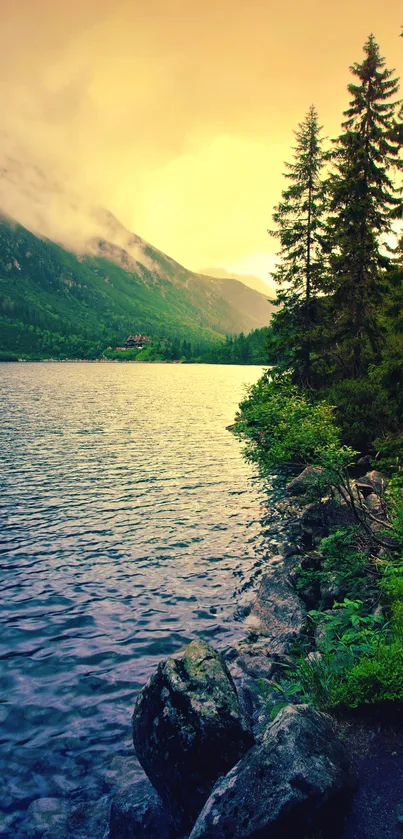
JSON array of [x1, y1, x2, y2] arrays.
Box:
[[0, 0, 402, 281]]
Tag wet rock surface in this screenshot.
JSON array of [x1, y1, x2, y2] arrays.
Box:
[[21, 795, 111, 839], [245, 555, 306, 645], [189, 704, 356, 839], [233, 553, 306, 684], [132, 639, 253, 830], [107, 775, 174, 839], [23, 798, 70, 838]]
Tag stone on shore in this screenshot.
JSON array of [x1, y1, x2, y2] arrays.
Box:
[[301, 496, 356, 547], [108, 776, 173, 839], [356, 470, 388, 498], [244, 556, 306, 649], [23, 798, 70, 837], [132, 640, 253, 830], [189, 704, 356, 839], [286, 465, 324, 496]]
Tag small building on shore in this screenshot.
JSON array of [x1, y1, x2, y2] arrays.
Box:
[[116, 335, 153, 351]]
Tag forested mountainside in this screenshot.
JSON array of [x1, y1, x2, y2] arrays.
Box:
[[0, 214, 274, 359]]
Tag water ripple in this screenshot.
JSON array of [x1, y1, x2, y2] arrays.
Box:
[[0, 362, 265, 835]]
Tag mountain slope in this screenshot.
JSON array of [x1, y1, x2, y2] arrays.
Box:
[[200, 265, 277, 298], [85, 210, 276, 331], [0, 217, 274, 358]]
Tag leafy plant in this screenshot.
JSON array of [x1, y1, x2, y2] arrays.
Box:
[[232, 372, 356, 475]]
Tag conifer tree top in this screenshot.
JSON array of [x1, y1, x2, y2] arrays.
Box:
[[343, 34, 400, 136]]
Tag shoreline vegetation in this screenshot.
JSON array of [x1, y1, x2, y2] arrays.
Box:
[[104, 31, 403, 839], [229, 30, 403, 720]]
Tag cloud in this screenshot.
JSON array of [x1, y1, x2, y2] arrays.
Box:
[[0, 0, 401, 270]]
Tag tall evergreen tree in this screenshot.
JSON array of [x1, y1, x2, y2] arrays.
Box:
[[268, 105, 327, 385], [325, 34, 402, 380]]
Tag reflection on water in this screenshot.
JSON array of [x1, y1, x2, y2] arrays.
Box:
[[0, 362, 265, 834]]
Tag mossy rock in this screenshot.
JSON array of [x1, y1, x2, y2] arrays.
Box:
[[132, 640, 253, 831]]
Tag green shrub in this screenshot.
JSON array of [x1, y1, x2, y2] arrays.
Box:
[[385, 475, 403, 550], [328, 641, 403, 708], [325, 377, 395, 452], [232, 373, 355, 476], [320, 528, 369, 600]]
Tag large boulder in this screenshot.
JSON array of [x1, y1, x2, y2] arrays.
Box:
[[189, 704, 356, 839], [132, 640, 253, 830], [286, 466, 324, 496]]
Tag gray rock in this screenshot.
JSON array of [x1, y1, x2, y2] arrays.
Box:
[[23, 798, 70, 837], [103, 757, 144, 792], [234, 638, 288, 681], [189, 704, 356, 839], [349, 455, 372, 479], [320, 573, 346, 608], [245, 558, 306, 651], [364, 493, 386, 520], [132, 640, 253, 830], [108, 777, 173, 839], [68, 795, 111, 839], [301, 497, 356, 544], [356, 470, 388, 498], [286, 466, 324, 496], [357, 455, 372, 468]]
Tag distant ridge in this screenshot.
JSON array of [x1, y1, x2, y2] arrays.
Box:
[[200, 266, 277, 299]]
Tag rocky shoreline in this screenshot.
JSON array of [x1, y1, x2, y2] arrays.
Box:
[[20, 466, 403, 839]]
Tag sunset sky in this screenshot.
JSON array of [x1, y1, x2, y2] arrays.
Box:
[[0, 0, 402, 282]]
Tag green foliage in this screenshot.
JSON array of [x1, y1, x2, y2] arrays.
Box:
[[324, 377, 396, 451], [324, 35, 402, 382], [297, 650, 353, 709], [320, 529, 369, 598], [265, 35, 403, 451], [269, 105, 327, 385], [232, 372, 356, 479], [385, 475, 403, 549], [198, 329, 271, 365], [309, 599, 384, 656], [328, 641, 403, 708], [236, 34, 403, 720], [257, 677, 304, 720], [102, 328, 271, 364], [296, 553, 403, 710]]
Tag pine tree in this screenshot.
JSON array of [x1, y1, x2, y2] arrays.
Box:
[[268, 105, 327, 385], [325, 34, 402, 380]]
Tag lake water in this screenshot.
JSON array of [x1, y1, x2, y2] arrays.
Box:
[[0, 362, 267, 836]]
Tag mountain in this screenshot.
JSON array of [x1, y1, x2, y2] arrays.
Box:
[[85, 209, 275, 332], [200, 266, 277, 299], [0, 152, 275, 358], [0, 213, 274, 359]]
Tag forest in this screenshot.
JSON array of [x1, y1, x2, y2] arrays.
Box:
[[232, 34, 403, 713]]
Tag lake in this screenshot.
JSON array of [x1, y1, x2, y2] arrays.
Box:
[[0, 362, 267, 836]]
